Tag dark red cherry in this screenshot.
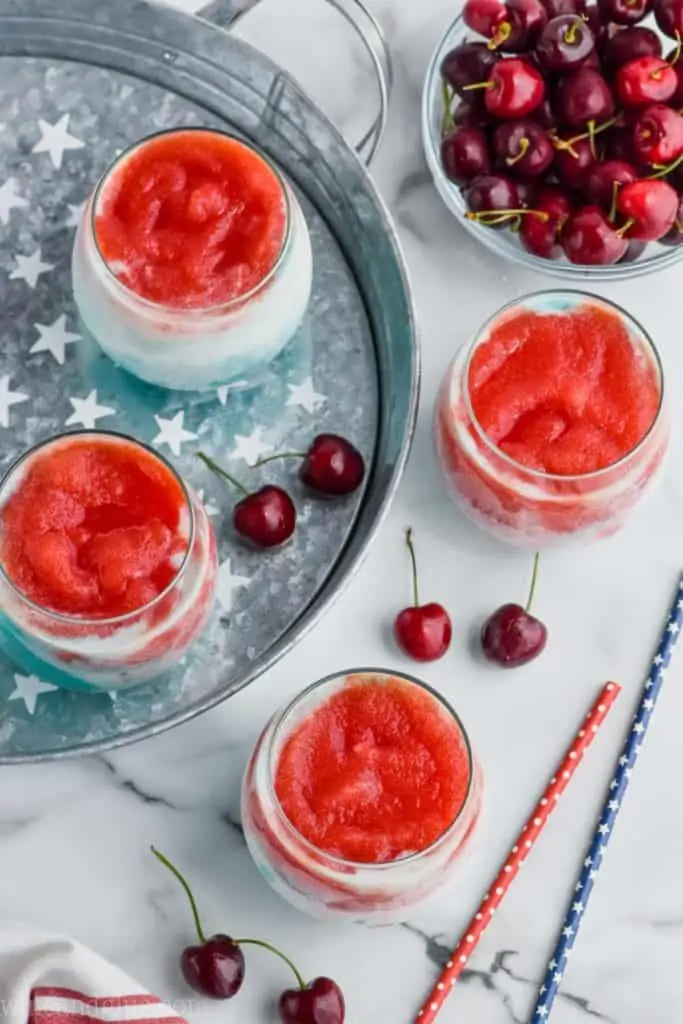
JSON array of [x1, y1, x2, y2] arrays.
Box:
[[562, 205, 629, 262], [554, 135, 597, 188], [394, 529, 452, 662], [442, 126, 492, 183], [583, 4, 606, 40], [660, 193, 683, 243], [598, 0, 653, 24], [513, 177, 537, 206], [508, 0, 549, 43], [466, 172, 521, 215], [654, 0, 683, 38], [233, 486, 296, 548], [666, 45, 683, 105], [537, 15, 596, 71], [616, 56, 677, 106], [463, 0, 526, 48], [554, 68, 615, 125], [520, 184, 573, 256], [542, 0, 586, 15], [493, 118, 554, 174], [181, 937, 245, 1000], [603, 125, 641, 164], [585, 159, 638, 204], [441, 43, 500, 99], [601, 26, 662, 69], [616, 178, 678, 239], [300, 434, 366, 496], [480, 553, 547, 668], [533, 96, 559, 128], [633, 103, 683, 164], [279, 978, 346, 1024]]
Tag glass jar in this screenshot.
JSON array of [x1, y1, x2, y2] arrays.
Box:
[[242, 669, 483, 925], [71, 128, 313, 392], [435, 291, 669, 546], [0, 431, 218, 692]]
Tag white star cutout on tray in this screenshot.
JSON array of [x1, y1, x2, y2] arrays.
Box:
[[10, 247, 54, 289], [0, 177, 28, 226], [216, 381, 248, 406], [286, 376, 326, 415], [153, 410, 198, 457], [231, 426, 272, 466], [30, 314, 81, 365], [0, 374, 29, 429], [197, 488, 220, 517], [8, 673, 58, 715], [216, 557, 250, 612], [32, 113, 84, 170], [65, 200, 86, 229], [65, 389, 116, 430]]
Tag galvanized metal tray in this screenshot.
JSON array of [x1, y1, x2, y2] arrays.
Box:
[[0, 0, 418, 761]]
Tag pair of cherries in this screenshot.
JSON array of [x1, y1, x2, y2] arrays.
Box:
[[394, 532, 547, 667], [152, 848, 344, 1024], [198, 434, 365, 549]]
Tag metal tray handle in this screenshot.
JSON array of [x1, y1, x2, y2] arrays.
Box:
[[196, 0, 392, 165]]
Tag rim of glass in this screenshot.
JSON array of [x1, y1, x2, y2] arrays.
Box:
[[455, 289, 665, 483], [264, 667, 476, 872], [0, 429, 195, 626], [421, 12, 683, 281], [90, 126, 292, 314]]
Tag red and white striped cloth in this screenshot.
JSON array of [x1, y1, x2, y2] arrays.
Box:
[[0, 925, 189, 1024]]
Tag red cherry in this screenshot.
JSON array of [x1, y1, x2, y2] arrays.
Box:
[[562, 205, 629, 262], [196, 452, 296, 548], [493, 118, 554, 174], [537, 15, 596, 71], [300, 434, 366, 496], [442, 126, 492, 183], [508, 0, 549, 43], [480, 554, 547, 668], [585, 159, 638, 205], [598, 0, 653, 24], [554, 68, 615, 125], [466, 59, 545, 117], [601, 26, 662, 69], [654, 0, 683, 38], [616, 56, 677, 106], [181, 936, 245, 999], [520, 184, 572, 256], [441, 42, 500, 99], [554, 135, 597, 188], [616, 177, 679, 238], [279, 978, 346, 1024], [660, 192, 683, 242], [233, 485, 296, 548], [542, 0, 586, 15], [632, 103, 683, 164], [463, 0, 525, 47], [394, 528, 452, 662]]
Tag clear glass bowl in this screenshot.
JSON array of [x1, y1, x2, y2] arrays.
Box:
[[0, 431, 218, 692], [421, 14, 683, 281], [435, 290, 669, 546], [241, 668, 483, 925]]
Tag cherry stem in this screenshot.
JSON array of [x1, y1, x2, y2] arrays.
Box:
[[467, 208, 550, 224], [587, 119, 597, 160], [608, 179, 620, 223], [553, 116, 618, 155], [616, 217, 634, 237], [525, 552, 540, 614], [405, 527, 420, 607], [564, 21, 579, 44], [506, 137, 530, 166], [254, 451, 306, 468], [233, 939, 306, 991], [648, 150, 683, 179], [462, 81, 495, 91], [196, 451, 249, 496], [488, 20, 512, 49], [669, 30, 682, 67], [151, 847, 206, 946], [441, 79, 456, 134]]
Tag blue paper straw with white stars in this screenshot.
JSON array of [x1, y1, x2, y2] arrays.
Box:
[[529, 574, 683, 1023]]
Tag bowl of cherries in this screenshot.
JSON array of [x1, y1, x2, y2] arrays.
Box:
[[422, 0, 683, 275]]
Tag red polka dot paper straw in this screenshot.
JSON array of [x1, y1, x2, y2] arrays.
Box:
[[414, 681, 621, 1024]]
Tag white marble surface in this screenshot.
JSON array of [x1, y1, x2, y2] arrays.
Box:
[[3, 0, 683, 1021]]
